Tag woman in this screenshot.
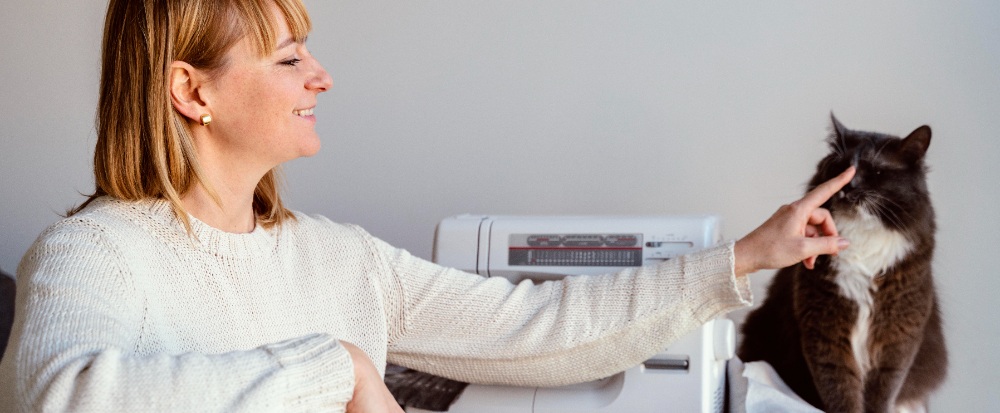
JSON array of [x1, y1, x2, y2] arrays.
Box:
[[0, 0, 854, 412]]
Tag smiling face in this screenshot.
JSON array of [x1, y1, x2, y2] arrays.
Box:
[[199, 2, 332, 173]]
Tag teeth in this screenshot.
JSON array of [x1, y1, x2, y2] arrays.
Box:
[[294, 108, 314, 117]]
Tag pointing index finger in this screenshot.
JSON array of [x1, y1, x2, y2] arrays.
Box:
[[799, 166, 856, 209]]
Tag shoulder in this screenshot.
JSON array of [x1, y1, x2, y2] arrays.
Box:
[[281, 211, 397, 260], [20, 197, 178, 273], [284, 211, 378, 243], [29, 198, 133, 250], [285, 211, 363, 239], [44, 197, 176, 241], [17, 200, 131, 285]]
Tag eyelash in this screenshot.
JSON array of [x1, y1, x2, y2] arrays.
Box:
[[280, 58, 302, 66]]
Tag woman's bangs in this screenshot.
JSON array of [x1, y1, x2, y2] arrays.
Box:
[[276, 0, 312, 42], [241, 0, 312, 56]]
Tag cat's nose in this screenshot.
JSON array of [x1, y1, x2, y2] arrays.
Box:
[[838, 178, 856, 200], [840, 176, 854, 192], [847, 172, 861, 190]]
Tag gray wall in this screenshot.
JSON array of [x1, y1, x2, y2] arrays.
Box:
[[2, 0, 998, 410]]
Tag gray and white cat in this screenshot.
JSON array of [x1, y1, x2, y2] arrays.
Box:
[[738, 115, 947, 413]]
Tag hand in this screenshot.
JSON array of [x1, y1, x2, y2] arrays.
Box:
[[734, 166, 856, 276], [342, 341, 404, 413]]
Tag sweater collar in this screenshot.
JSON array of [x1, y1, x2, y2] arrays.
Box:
[[144, 198, 278, 257]]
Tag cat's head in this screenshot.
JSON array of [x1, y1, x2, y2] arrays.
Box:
[[809, 114, 933, 232]]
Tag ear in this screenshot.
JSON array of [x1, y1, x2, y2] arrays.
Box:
[[169, 61, 209, 124], [830, 113, 848, 139], [827, 112, 849, 149], [900, 125, 932, 161]]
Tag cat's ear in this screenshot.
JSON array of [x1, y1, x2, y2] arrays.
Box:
[[828, 113, 848, 149], [831, 113, 848, 138], [901, 125, 932, 161]]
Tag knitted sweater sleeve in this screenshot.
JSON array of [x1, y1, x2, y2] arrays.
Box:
[[369, 232, 752, 387], [0, 221, 355, 413]]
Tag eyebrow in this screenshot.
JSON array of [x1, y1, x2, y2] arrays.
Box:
[[276, 36, 307, 50], [276, 37, 296, 50]]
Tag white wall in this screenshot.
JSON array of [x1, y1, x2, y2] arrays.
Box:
[[2, 0, 997, 410]]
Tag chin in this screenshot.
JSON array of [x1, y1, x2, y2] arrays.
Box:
[[301, 144, 321, 158], [298, 136, 322, 157]]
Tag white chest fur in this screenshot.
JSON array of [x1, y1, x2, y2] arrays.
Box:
[[832, 209, 914, 375]]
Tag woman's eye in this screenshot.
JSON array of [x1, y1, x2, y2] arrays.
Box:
[[281, 58, 302, 66]]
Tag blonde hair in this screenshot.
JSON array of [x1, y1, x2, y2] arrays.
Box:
[[73, 0, 312, 231]]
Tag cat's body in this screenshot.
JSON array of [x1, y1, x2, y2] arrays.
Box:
[[738, 116, 947, 413]]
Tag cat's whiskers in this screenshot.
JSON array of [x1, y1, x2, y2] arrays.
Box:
[[865, 192, 910, 231]]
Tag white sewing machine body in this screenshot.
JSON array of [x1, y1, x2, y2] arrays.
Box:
[[411, 215, 735, 413]]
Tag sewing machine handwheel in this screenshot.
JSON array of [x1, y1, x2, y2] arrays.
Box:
[[714, 318, 736, 361]]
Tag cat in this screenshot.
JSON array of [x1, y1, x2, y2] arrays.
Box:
[[738, 115, 947, 413]]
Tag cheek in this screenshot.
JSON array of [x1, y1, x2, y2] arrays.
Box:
[[240, 90, 288, 131], [229, 76, 282, 110], [259, 85, 300, 123]]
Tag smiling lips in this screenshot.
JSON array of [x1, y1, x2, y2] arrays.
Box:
[[293, 107, 314, 117]]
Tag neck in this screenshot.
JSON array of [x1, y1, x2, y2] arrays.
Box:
[[184, 126, 274, 234], [181, 182, 257, 233]]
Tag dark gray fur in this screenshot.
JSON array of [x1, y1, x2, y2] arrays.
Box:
[[738, 115, 947, 412]]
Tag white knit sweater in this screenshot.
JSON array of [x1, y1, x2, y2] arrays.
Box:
[[0, 197, 752, 412]]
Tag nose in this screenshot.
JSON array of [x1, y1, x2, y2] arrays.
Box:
[[307, 58, 333, 92], [843, 178, 855, 193], [845, 172, 861, 193]]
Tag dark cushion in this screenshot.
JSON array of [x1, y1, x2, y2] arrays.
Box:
[[0, 269, 14, 361]]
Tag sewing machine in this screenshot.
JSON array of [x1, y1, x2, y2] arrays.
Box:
[[411, 215, 736, 413]]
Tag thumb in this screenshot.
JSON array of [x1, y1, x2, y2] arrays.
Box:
[[799, 237, 849, 270], [804, 236, 851, 258]]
